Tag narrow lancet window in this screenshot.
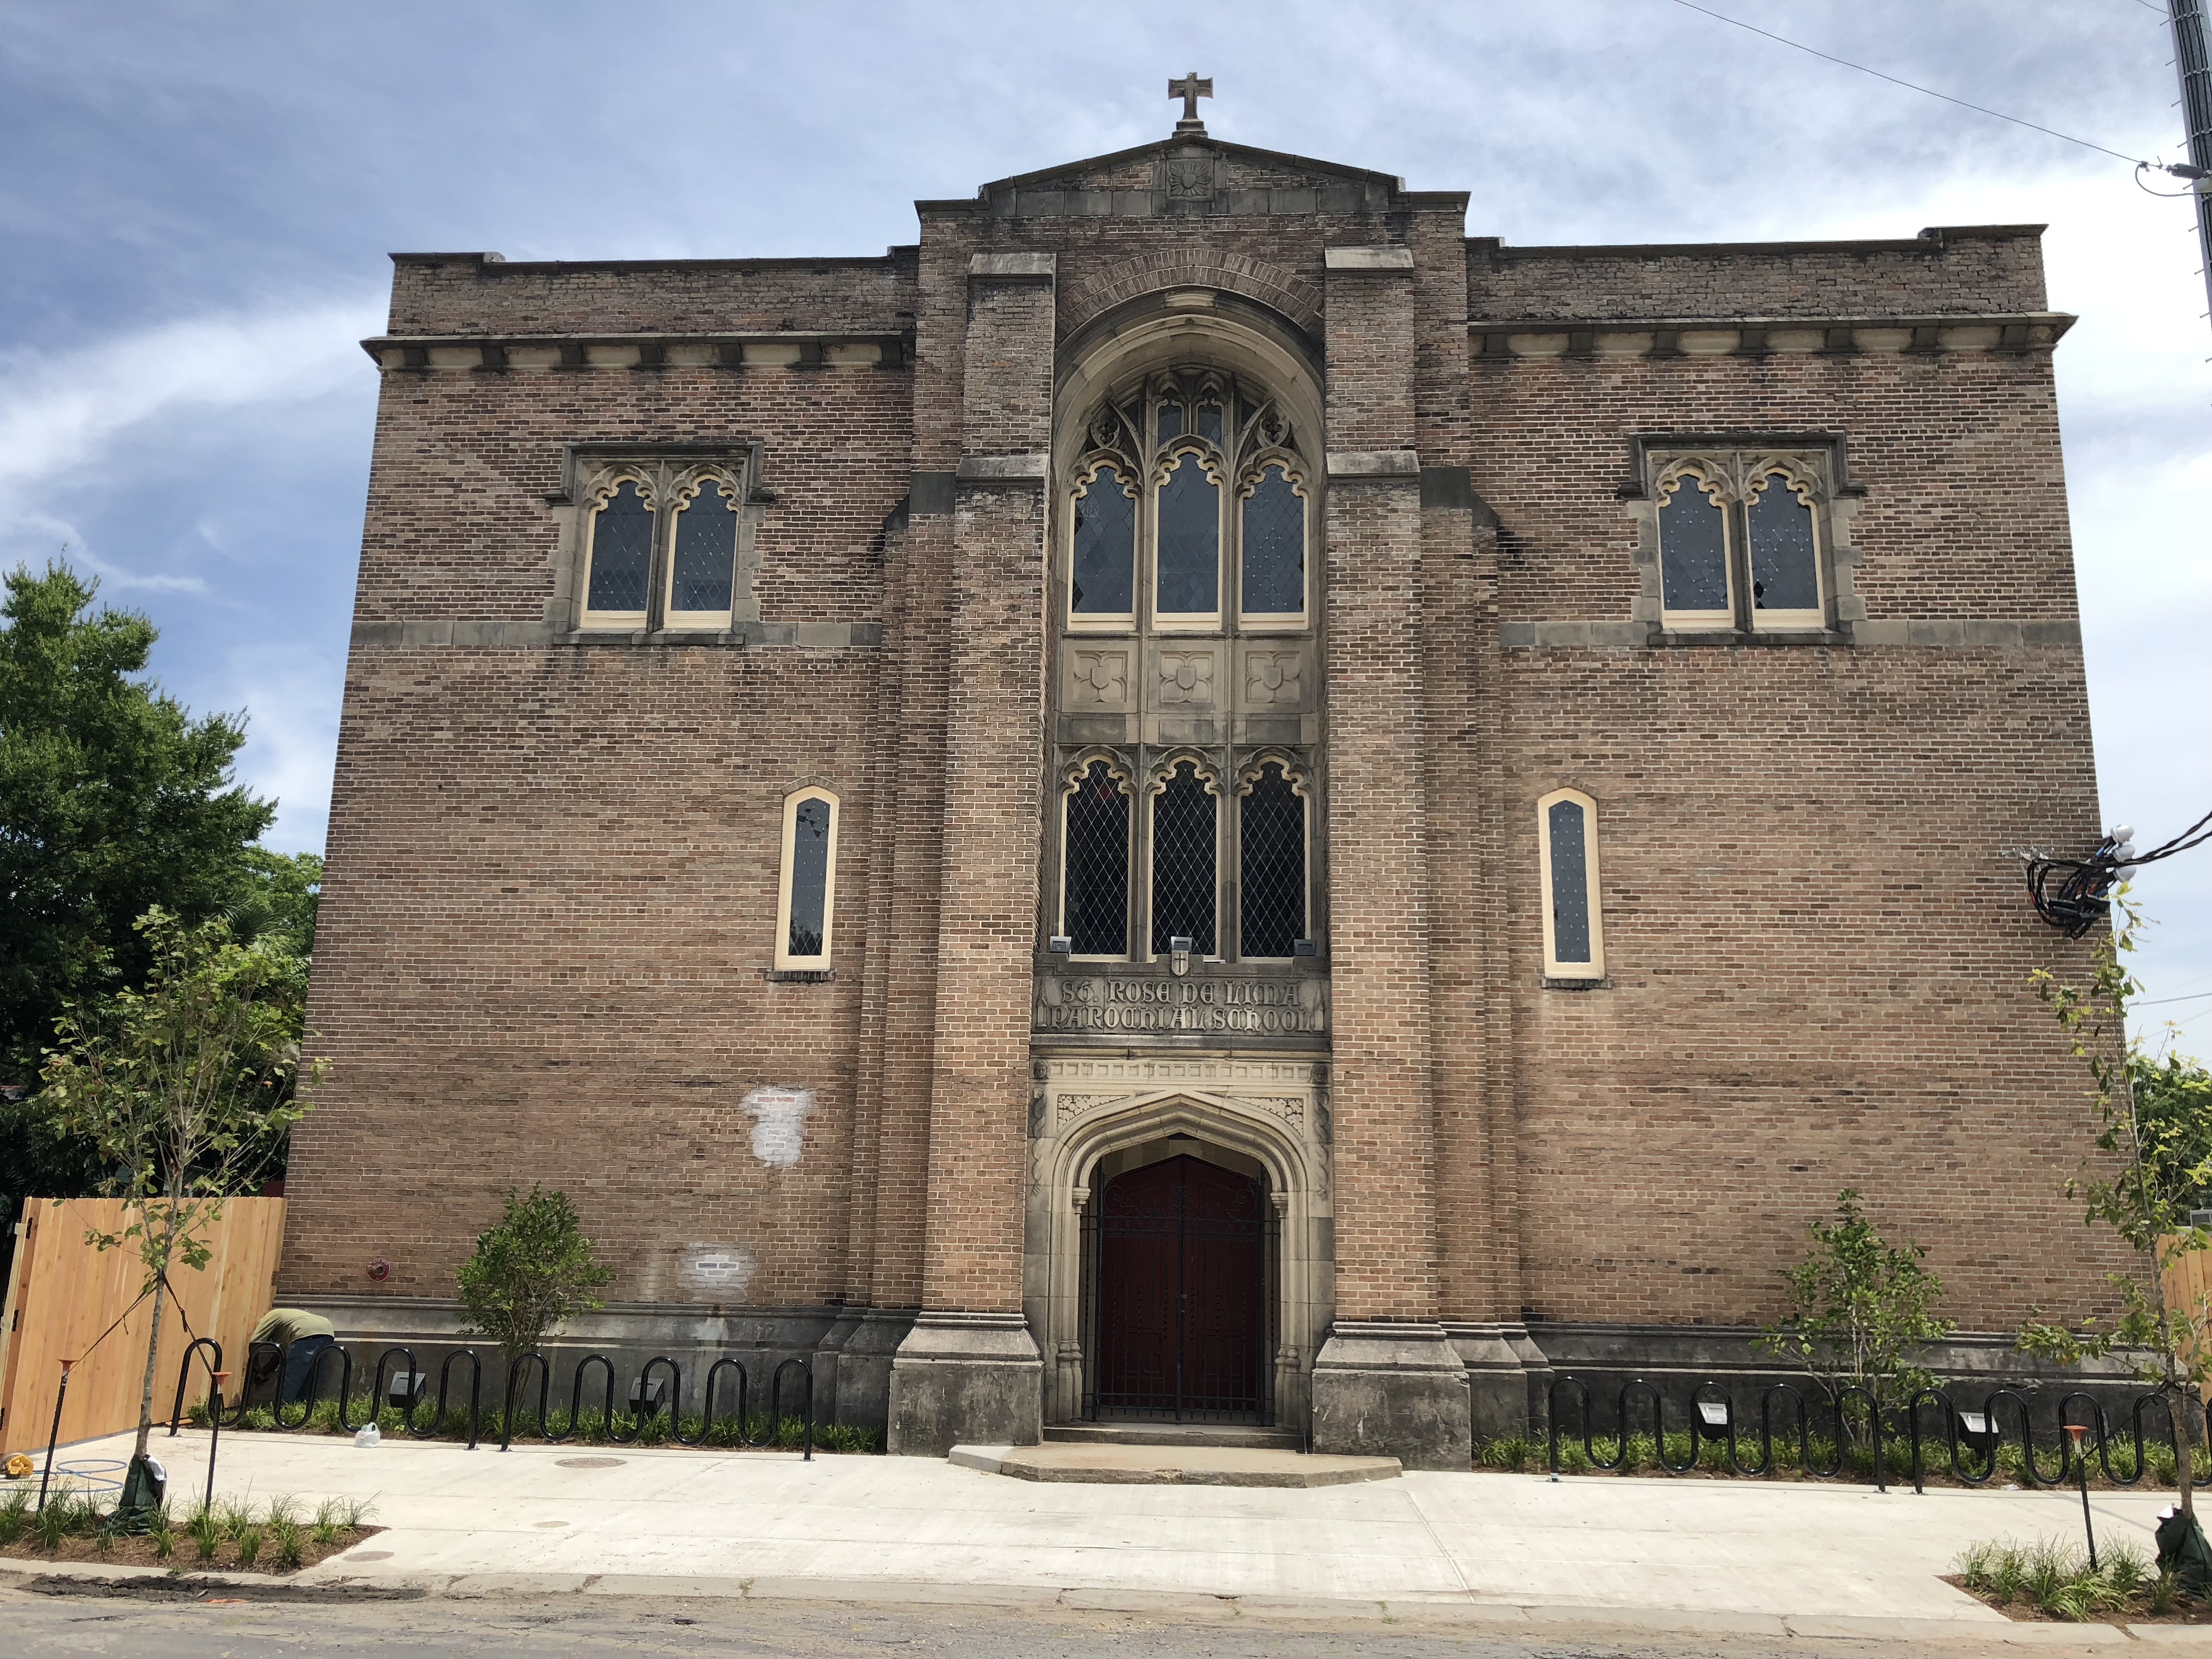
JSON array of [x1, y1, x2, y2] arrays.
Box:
[[1239, 762, 1306, 958], [1657, 475, 1730, 619], [1150, 760, 1217, 956], [1070, 466, 1136, 618], [1155, 454, 1220, 617], [776, 790, 839, 968], [1538, 788, 1604, 979], [1746, 472, 1821, 618], [585, 479, 654, 617], [1240, 465, 1305, 617], [669, 479, 738, 617], [1062, 760, 1130, 956]]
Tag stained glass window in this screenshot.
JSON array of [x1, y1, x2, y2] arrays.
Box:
[[1155, 454, 1219, 616], [1240, 466, 1304, 616], [1150, 761, 1217, 956], [1239, 764, 1305, 958], [1071, 466, 1136, 616], [1063, 760, 1129, 956], [1547, 797, 1592, 966], [669, 481, 737, 615], [1746, 473, 1820, 614], [1657, 476, 1729, 617], [586, 480, 653, 614], [786, 795, 832, 960]]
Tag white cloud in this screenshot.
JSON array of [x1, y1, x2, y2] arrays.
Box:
[[0, 297, 380, 578], [211, 642, 345, 855]]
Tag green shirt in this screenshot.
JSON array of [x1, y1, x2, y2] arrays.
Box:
[[250, 1308, 334, 1347]]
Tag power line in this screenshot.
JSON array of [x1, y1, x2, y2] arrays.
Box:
[[1667, 0, 2155, 166], [2136, 989, 2212, 1006]]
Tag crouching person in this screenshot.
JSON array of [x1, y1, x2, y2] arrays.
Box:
[[250, 1307, 337, 1406]]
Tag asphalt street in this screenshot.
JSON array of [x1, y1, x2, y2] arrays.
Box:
[[0, 1583, 2098, 1659]]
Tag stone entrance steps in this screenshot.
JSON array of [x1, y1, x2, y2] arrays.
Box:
[[1044, 1421, 1303, 1452], [952, 1442, 1400, 1487]]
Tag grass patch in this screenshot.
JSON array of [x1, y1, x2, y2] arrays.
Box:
[[0, 1487, 380, 1577], [1951, 1536, 2209, 1624]]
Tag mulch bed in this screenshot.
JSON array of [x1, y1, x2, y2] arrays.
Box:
[[0, 1526, 383, 1577]]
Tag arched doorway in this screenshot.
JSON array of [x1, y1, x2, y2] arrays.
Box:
[[1087, 1151, 1269, 1424]]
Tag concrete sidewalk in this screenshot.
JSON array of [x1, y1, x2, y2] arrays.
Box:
[[9, 1426, 2188, 1642]]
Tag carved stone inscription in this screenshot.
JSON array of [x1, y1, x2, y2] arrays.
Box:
[[1035, 972, 1328, 1036]]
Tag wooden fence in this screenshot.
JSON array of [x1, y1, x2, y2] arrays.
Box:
[[0, 1198, 285, 1456], [2167, 1234, 2212, 1400]]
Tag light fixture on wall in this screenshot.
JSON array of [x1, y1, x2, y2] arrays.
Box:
[[1048, 935, 1072, 955]]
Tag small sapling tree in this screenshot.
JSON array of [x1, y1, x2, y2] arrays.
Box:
[[38, 909, 323, 1475], [2019, 896, 2212, 1521], [1760, 1187, 1955, 1433], [455, 1186, 614, 1365]]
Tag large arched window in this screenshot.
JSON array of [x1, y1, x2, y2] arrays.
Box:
[[1061, 758, 1131, 957], [775, 788, 839, 970], [1237, 758, 1308, 958], [1537, 787, 1604, 980], [1150, 758, 1219, 957], [1064, 373, 1310, 633]]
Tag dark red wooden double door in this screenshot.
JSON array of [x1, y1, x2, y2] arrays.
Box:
[[1092, 1154, 1267, 1423]]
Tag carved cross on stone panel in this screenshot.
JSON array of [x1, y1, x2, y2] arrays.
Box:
[[1169, 72, 1213, 132]]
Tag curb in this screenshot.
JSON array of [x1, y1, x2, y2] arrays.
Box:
[[1, 1558, 2183, 1642]]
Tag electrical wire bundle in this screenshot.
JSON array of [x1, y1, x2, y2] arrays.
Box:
[[2023, 809, 2212, 938]]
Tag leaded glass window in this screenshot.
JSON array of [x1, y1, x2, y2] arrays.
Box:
[[1155, 454, 1220, 617], [1071, 466, 1136, 617], [778, 791, 838, 967], [1063, 760, 1129, 956], [1238, 763, 1305, 958], [1746, 472, 1821, 615], [1539, 788, 1603, 979], [586, 479, 654, 616], [1240, 465, 1305, 617], [1150, 760, 1217, 956], [669, 480, 737, 617], [1657, 475, 1729, 618]]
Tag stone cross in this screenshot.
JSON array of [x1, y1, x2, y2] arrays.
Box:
[[1169, 73, 1214, 128]]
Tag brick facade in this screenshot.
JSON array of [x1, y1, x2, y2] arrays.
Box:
[[280, 119, 2124, 1463]]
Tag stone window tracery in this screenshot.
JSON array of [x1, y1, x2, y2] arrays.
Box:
[[1651, 452, 1829, 634], [1064, 370, 1312, 631], [573, 454, 753, 633]]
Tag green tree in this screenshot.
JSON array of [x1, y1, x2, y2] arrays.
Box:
[[229, 848, 323, 955], [456, 1187, 615, 1364], [1759, 1187, 1955, 1427], [38, 909, 325, 1469], [2019, 896, 2212, 1520], [1, 561, 273, 1088]]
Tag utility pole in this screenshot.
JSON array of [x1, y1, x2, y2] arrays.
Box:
[[2172, 1, 2212, 333]]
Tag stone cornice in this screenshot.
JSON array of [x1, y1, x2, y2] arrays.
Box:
[[361, 330, 915, 371], [1468, 313, 2074, 359]]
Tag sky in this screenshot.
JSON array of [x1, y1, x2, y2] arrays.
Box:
[[1, 0, 2207, 1039]]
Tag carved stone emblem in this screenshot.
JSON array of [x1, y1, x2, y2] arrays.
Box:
[[1167, 154, 1214, 198], [1071, 651, 1130, 706], [1159, 652, 1215, 705], [1244, 650, 1301, 706]]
